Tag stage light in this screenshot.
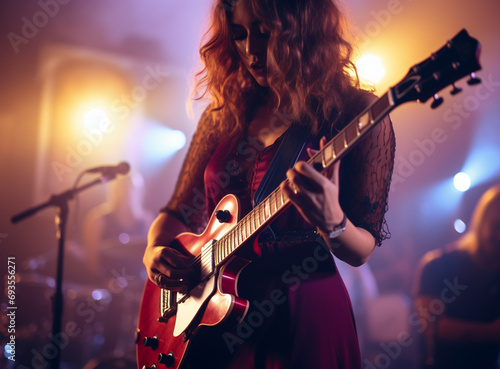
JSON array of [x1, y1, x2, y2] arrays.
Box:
[[356, 54, 385, 85], [4, 344, 12, 359], [453, 172, 471, 192], [143, 124, 187, 166], [84, 108, 108, 132], [92, 289, 104, 301], [454, 218, 466, 234], [119, 232, 130, 244]]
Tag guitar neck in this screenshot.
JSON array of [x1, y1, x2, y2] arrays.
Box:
[[213, 90, 396, 266]]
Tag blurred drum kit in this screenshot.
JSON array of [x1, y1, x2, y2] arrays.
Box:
[[1, 241, 144, 369]]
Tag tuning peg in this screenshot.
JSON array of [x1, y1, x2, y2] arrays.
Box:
[[467, 72, 481, 85], [431, 94, 444, 109], [450, 83, 463, 95]]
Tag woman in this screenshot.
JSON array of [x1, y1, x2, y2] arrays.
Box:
[[143, 0, 395, 367]]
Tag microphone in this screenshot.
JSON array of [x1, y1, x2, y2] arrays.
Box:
[[86, 161, 130, 175]]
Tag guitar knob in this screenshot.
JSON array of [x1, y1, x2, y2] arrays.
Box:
[[431, 94, 444, 109], [158, 352, 175, 367], [216, 210, 231, 223], [142, 365, 157, 369], [450, 83, 462, 95], [467, 72, 481, 85], [143, 335, 159, 350]]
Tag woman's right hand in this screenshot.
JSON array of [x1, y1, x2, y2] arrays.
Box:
[[143, 213, 195, 292]]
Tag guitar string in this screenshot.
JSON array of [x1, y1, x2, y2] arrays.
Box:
[[184, 140, 338, 272]]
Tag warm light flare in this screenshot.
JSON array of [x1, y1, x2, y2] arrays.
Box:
[[356, 54, 385, 85], [83, 108, 109, 132]]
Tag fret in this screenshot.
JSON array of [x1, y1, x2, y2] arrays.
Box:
[[223, 236, 228, 260], [371, 92, 390, 121], [357, 110, 371, 131], [265, 199, 271, 219], [214, 242, 219, 265], [345, 121, 359, 144], [234, 223, 241, 246], [272, 191, 278, 214], [321, 146, 327, 168], [260, 203, 266, 224], [324, 141, 335, 162], [239, 221, 244, 242], [251, 210, 256, 233], [333, 135, 344, 157], [243, 219, 250, 240], [248, 213, 253, 234], [233, 225, 239, 246], [229, 233, 235, 254]]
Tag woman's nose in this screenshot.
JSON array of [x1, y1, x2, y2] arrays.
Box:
[[246, 34, 263, 56]]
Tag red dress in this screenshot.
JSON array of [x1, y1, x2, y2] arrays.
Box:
[[163, 90, 395, 368]]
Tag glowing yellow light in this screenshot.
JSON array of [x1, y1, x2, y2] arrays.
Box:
[[356, 54, 385, 85], [83, 108, 108, 132]]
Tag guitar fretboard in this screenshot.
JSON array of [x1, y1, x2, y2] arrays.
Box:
[[213, 91, 394, 266]]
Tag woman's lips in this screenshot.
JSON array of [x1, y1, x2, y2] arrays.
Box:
[[250, 63, 266, 74]]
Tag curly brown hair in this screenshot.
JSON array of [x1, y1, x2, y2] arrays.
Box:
[[193, 0, 360, 137]]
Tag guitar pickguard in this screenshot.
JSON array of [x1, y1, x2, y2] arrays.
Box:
[[173, 275, 216, 337]]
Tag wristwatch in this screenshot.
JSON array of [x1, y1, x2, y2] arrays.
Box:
[[327, 212, 347, 239]]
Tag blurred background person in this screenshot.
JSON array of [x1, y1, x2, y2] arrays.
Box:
[[414, 184, 500, 369]]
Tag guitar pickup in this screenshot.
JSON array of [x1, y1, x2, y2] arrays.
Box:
[[159, 289, 177, 322]]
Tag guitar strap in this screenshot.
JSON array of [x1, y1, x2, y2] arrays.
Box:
[[253, 123, 309, 240]]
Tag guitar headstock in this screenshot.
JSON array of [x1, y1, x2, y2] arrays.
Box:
[[391, 29, 481, 108]]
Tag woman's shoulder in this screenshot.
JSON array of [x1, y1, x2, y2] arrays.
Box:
[[344, 86, 377, 113], [319, 86, 376, 136]]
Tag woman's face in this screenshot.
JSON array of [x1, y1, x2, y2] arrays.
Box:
[[230, 0, 270, 87]]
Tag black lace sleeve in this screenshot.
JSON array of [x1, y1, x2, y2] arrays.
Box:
[[334, 91, 396, 246], [160, 107, 221, 233]]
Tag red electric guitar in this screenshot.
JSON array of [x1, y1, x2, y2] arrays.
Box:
[[136, 29, 481, 369]]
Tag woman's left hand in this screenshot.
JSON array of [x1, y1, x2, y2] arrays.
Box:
[[281, 136, 344, 233]]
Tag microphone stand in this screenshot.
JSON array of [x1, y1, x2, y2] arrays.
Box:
[[11, 173, 118, 369]]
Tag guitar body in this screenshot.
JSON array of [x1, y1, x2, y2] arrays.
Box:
[[136, 194, 256, 369]]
